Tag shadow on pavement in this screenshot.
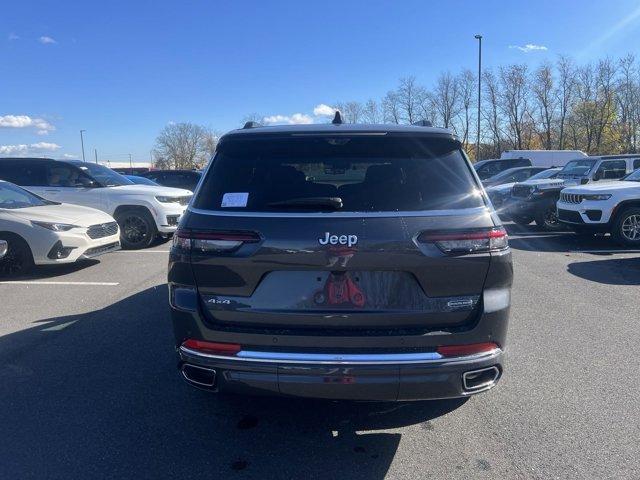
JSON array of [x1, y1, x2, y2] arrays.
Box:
[[0, 285, 467, 479], [504, 223, 626, 254], [567, 256, 640, 285], [0, 259, 101, 281]]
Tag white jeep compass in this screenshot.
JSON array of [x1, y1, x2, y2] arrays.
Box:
[[557, 167, 640, 246], [0, 158, 192, 249]]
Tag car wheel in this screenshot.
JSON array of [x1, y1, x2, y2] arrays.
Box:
[[535, 206, 563, 231], [612, 207, 640, 247], [511, 215, 533, 226], [0, 234, 34, 277], [115, 209, 157, 249]]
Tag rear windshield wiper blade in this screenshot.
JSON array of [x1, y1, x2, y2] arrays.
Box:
[[267, 197, 344, 210]]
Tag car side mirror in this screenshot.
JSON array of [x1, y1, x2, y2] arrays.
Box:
[[593, 171, 601, 181], [77, 178, 98, 188]]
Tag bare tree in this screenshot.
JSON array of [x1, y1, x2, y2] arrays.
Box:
[[152, 123, 212, 169], [616, 54, 640, 152], [556, 55, 575, 149], [430, 72, 460, 129], [396, 76, 424, 124], [362, 99, 381, 123], [593, 58, 617, 152], [482, 69, 503, 157], [499, 64, 530, 149], [382, 90, 402, 124], [532, 62, 556, 149], [456, 69, 476, 146]]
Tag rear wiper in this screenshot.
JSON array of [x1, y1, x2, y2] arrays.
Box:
[[267, 197, 343, 210]]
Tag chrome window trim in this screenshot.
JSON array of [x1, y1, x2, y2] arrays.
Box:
[[179, 346, 502, 365], [186, 206, 491, 219]]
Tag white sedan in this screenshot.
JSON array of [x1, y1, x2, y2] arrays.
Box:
[[0, 180, 121, 275]]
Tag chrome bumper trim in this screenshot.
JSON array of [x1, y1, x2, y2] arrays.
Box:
[[179, 346, 502, 365]]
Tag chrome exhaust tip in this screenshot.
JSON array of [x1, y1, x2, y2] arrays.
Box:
[[462, 366, 500, 392], [181, 363, 216, 389]]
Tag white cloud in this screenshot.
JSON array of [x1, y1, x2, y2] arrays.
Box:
[[313, 104, 336, 117], [262, 113, 313, 125], [508, 44, 548, 53], [0, 115, 55, 134], [0, 145, 27, 155], [39, 36, 57, 45], [0, 142, 61, 156], [31, 142, 61, 151], [63, 153, 79, 159], [8, 33, 19, 41]]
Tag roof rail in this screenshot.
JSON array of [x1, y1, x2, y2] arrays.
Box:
[[243, 121, 262, 129], [332, 111, 343, 125], [412, 119, 433, 127]]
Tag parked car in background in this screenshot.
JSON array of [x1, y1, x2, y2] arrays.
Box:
[[555, 154, 640, 186], [0, 240, 7, 259], [170, 119, 512, 400], [0, 158, 193, 249], [125, 175, 160, 186], [112, 167, 151, 176], [557, 168, 640, 246], [474, 157, 531, 180], [482, 166, 548, 187], [487, 168, 561, 218], [141, 170, 202, 191], [0, 180, 120, 276], [504, 155, 640, 231], [500, 150, 587, 168]]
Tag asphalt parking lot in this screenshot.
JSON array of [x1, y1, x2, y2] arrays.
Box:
[[1, 225, 639, 480]]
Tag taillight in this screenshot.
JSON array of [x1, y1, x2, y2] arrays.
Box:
[[436, 342, 498, 357], [182, 339, 241, 355], [173, 229, 260, 253], [418, 227, 508, 254]]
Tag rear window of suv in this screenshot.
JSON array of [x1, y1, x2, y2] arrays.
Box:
[[193, 135, 484, 212]]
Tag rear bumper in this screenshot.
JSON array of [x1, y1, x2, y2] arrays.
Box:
[[177, 345, 504, 401]]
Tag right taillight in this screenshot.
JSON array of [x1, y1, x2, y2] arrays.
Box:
[[418, 227, 508, 254], [173, 229, 261, 253]]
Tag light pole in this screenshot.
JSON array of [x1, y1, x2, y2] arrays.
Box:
[[474, 34, 482, 161], [80, 130, 86, 162], [128, 153, 133, 169]]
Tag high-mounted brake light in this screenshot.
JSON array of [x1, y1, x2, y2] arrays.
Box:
[[182, 339, 242, 356], [173, 229, 260, 252], [418, 227, 508, 254], [436, 342, 498, 357]]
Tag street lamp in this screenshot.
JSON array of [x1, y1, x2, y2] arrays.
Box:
[[474, 34, 482, 162], [80, 130, 86, 162]]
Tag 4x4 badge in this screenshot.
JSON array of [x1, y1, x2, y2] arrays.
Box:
[[318, 232, 358, 247]]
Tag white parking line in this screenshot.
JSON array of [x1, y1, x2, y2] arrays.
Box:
[[569, 249, 640, 254], [116, 250, 170, 253], [41, 320, 78, 331], [0, 281, 119, 286]]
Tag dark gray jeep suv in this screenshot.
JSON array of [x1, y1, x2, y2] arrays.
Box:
[[168, 119, 512, 401]]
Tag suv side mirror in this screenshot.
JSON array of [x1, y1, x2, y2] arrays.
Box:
[[77, 177, 98, 188], [592, 171, 602, 181]]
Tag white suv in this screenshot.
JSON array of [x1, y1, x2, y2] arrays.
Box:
[[0, 158, 193, 249], [558, 167, 640, 246]]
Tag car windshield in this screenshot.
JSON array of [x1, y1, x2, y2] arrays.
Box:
[[623, 169, 640, 182], [194, 135, 484, 212], [559, 159, 596, 176], [0, 182, 54, 209], [529, 169, 559, 180], [74, 163, 133, 187], [484, 168, 522, 183]]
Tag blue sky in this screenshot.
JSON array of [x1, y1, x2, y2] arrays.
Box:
[[3, 0, 640, 165]]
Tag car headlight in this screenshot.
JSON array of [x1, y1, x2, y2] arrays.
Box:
[[582, 194, 612, 201], [32, 221, 79, 231], [156, 196, 180, 203]]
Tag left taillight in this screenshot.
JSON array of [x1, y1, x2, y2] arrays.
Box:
[[417, 227, 508, 254], [173, 229, 261, 253]]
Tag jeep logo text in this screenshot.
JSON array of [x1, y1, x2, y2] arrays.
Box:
[[318, 232, 358, 247]]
